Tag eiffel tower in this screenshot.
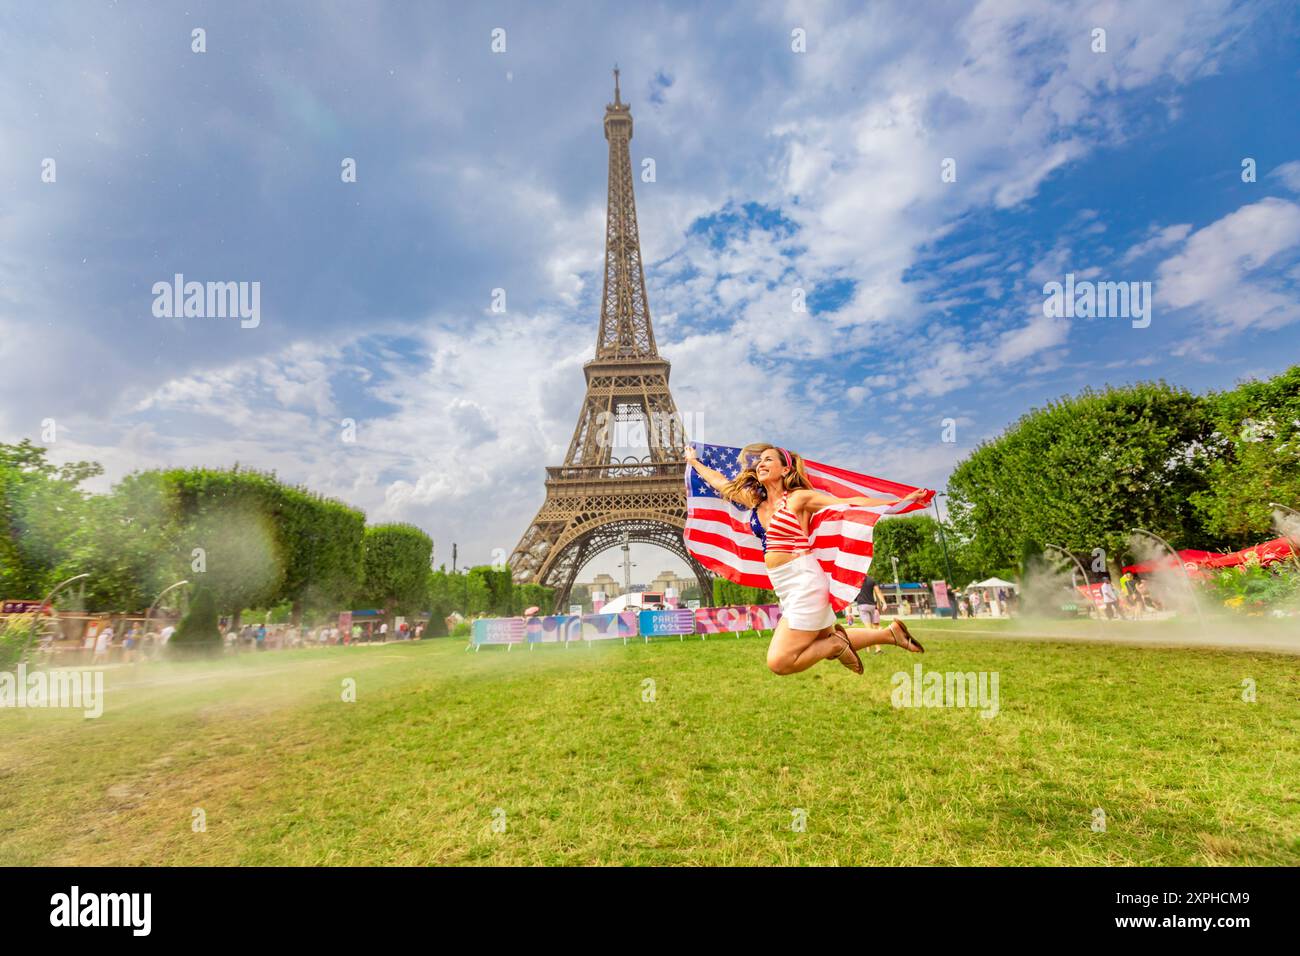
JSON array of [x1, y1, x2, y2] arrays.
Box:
[[508, 69, 713, 611]]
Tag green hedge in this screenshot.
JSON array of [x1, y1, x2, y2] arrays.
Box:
[[712, 577, 777, 606]]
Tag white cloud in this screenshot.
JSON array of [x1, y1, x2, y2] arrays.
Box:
[[1270, 160, 1300, 194], [1156, 197, 1300, 337], [1121, 223, 1194, 264]]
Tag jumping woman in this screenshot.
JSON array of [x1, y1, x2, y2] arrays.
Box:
[[685, 443, 926, 675]]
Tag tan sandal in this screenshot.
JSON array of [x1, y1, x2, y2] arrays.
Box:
[[889, 619, 924, 653], [828, 624, 864, 674]]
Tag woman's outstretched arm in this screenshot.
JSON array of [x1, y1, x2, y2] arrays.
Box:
[[791, 488, 926, 512]]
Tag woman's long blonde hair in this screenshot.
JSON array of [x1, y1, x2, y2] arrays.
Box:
[[721, 442, 814, 508]]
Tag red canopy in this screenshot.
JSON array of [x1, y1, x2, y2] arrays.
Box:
[[1203, 537, 1298, 568], [1123, 538, 1298, 573]]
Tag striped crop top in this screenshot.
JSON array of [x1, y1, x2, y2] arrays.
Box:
[[750, 492, 812, 554]]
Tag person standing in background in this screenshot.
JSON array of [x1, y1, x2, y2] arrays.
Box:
[[1100, 577, 1122, 620], [852, 573, 888, 655], [93, 624, 113, 664]]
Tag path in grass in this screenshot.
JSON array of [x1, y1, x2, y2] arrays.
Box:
[[1, 627, 1296, 865]]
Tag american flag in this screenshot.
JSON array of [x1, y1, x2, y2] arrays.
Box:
[[683, 442, 935, 611]]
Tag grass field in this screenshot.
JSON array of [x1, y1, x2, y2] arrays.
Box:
[[1, 621, 1297, 866]]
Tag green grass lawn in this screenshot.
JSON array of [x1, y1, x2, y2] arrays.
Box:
[[1, 623, 1297, 865]]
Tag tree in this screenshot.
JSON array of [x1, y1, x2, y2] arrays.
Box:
[[165, 468, 287, 621], [712, 577, 777, 606], [947, 380, 1220, 571], [516, 582, 554, 614], [1191, 366, 1300, 544], [272, 486, 365, 623], [65, 471, 183, 613], [171, 583, 221, 653], [428, 566, 468, 634], [360, 524, 433, 617], [464, 565, 513, 616], [0, 440, 101, 599]]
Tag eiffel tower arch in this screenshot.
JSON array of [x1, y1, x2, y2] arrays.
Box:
[[509, 70, 713, 611]]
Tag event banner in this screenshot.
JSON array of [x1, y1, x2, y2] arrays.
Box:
[[932, 581, 950, 609], [748, 604, 782, 631], [580, 611, 640, 642], [473, 605, 782, 646], [473, 617, 526, 646], [525, 614, 583, 643], [694, 605, 751, 634], [639, 608, 696, 638]]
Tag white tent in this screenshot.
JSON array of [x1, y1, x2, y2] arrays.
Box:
[[594, 593, 652, 614], [968, 577, 1019, 591]]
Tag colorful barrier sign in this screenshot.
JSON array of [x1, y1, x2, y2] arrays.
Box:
[[526, 614, 582, 644], [748, 604, 782, 631], [639, 608, 696, 638], [580, 611, 640, 642], [694, 605, 751, 634], [471, 604, 788, 648], [473, 617, 526, 647]]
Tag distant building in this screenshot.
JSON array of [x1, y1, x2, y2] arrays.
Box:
[[582, 573, 622, 599], [649, 570, 695, 596]]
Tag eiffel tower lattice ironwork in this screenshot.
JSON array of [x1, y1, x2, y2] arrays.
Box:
[[508, 69, 713, 610]]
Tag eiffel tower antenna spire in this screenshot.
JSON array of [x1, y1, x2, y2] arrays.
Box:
[[506, 73, 711, 611]]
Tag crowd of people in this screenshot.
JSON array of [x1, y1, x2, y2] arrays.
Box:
[[39, 616, 429, 664], [218, 619, 426, 651], [839, 574, 1020, 623], [1095, 572, 1160, 620], [952, 587, 1018, 619], [837, 571, 1169, 622]]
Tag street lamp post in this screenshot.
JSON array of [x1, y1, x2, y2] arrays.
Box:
[[932, 493, 956, 610], [621, 530, 636, 595], [890, 555, 902, 616]]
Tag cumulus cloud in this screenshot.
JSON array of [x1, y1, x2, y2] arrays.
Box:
[[1156, 197, 1300, 340]]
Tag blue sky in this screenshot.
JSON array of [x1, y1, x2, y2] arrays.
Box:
[[3, 1, 1299, 582]]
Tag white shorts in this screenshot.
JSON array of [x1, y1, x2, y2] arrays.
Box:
[[767, 553, 837, 631]]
